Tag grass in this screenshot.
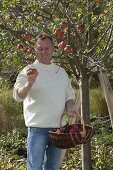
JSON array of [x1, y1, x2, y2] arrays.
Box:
[[90, 88, 108, 117], [0, 119, 113, 170], [0, 87, 112, 169], [0, 87, 25, 132]]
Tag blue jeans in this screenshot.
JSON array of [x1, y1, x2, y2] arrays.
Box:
[[27, 127, 62, 170]]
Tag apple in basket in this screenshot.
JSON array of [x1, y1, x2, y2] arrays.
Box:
[[68, 124, 79, 134], [56, 128, 64, 134]]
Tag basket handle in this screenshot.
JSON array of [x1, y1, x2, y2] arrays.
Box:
[[60, 113, 86, 133], [60, 113, 81, 126], [70, 114, 80, 124]]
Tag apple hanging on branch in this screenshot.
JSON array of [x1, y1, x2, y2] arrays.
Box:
[[60, 21, 68, 30], [27, 48, 35, 54], [54, 24, 72, 56], [8, 14, 14, 20], [16, 44, 34, 55], [58, 41, 72, 56], [54, 28, 64, 39], [75, 23, 85, 32], [23, 32, 32, 42], [23, 47, 29, 53], [60, 61, 64, 68], [64, 45, 72, 55], [58, 41, 67, 49], [16, 44, 24, 50]]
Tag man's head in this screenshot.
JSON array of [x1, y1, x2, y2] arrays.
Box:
[[35, 34, 54, 65]]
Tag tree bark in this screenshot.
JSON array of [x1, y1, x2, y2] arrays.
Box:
[[79, 77, 92, 170]]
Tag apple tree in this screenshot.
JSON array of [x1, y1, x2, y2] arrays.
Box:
[[0, 0, 113, 169]]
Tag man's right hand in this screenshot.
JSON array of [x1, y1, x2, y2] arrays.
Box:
[[17, 68, 38, 99], [26, 68, 38, 87]]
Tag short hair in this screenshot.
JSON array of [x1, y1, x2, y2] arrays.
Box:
[[35, 34, 54, 45]]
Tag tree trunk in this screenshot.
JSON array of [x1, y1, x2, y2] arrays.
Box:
[[79, 77, 92, 170]]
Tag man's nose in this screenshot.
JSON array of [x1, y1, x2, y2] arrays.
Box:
[[41, 49, 47, 53]]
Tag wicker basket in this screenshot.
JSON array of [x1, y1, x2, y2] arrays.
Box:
[[49, 115, 94, 149]]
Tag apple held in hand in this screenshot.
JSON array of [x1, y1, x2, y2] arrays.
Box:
[[27, 68, 38, 77]]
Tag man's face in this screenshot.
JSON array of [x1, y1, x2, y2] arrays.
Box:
[[35, 38, 54, 65]]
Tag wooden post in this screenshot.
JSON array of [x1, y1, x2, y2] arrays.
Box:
[[98, 69, 113, 129]]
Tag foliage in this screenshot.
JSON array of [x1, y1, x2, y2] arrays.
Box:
[[0, 119, 113, 170], [0, 86, 112, 170], [0, 87, 113, 169], [0, 76, 9, 88], [0, 87, 25, 132], [90, 88, 108, 117], [0, 1, 113, 169], [91, 118, 113, 170], [0, 0, 113, 79], [0, 129, 27, 170]]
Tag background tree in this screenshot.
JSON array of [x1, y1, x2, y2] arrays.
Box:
[[0, 0, 113, 170]]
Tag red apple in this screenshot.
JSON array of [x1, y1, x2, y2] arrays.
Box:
[[23, 47, 29, 53], [23, 32, 32, 41], [76, 23, 85, 31], [27, 48, 35, 54], [64, 45, 72, 55], [58, 41, 67, 49], [59, 61, 64, 67], [54, 28, 64, 39], [60, 21, 68, 30], [27, 68, 38, 77], [68, 124, 79, 133], [56, 128, 63, 134], [8, 15, 14, 20], [16, 44, 24, 50]]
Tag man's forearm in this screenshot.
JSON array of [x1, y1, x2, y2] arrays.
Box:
[[65, 99, 75, 109], [17, 82, 32, 99], [65, 99, 77, 116], [17, 73, 37, 99]]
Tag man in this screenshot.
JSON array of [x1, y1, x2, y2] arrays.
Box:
[[13, 34, 77, 170]]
